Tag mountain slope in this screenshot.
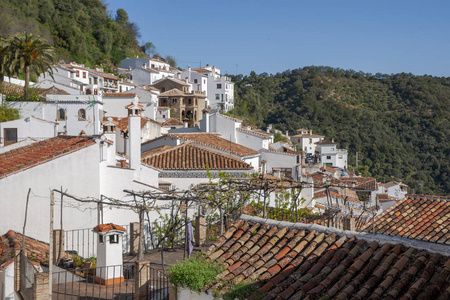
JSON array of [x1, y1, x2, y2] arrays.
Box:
[[230, 67, 450, 195], [0, 0, 142, 69]]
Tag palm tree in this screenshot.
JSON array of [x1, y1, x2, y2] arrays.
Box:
[[6, 33, 56, 100]]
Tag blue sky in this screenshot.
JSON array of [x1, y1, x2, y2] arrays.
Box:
[[105, 0, 450, 77]]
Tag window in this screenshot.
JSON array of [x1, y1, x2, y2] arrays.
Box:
[[99, 235, 104, 243], [194, 79, 198, 83], [326, 156, 331, 160], [309, 138, 312, 144], [215, 94, 220, 100], [221, 94, 224, 102], [338, 155, 343, 159], [110, 234, 119, 244], [83, 72, 86, 79], [217, 84, 222, 89], [76, 70, 79, 77], [78, 109, 86, 121], [188, 98, 192, 105], [172, 98, 177, 104], [58, 108, 66, 120]]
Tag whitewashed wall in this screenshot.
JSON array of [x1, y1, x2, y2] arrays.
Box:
[[0, 145, 101, 242]]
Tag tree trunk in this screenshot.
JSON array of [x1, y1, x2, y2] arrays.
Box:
[[24, 65, 30, 100]]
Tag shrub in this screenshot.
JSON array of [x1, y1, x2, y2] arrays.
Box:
[[168, 255, 223, 293]]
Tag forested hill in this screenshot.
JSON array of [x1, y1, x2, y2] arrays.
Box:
[[0, 0, 142, 70], [229, 67, 450, 195]]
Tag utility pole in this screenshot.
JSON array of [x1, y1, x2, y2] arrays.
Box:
[[138, 206, 144, 261], [49, 190, 54, 299]]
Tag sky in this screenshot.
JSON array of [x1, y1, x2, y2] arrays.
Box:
[[104, 0, 450, 77]]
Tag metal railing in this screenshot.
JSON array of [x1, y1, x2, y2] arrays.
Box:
[[52, 264, 135, 299], [64, 220, 186, 259], [52, 263, 169, 299]]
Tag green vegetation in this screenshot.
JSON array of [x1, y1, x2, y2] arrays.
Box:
[[0, 103, 20, 122], [229, 67, 450, 195], [0, 0, 143, 68], [222, 280, 259, 300], [168, 255, 223, 293], [4, 33, 56, 99]]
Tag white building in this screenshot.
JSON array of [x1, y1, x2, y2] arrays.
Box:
[[290, 129, 324, 154], [315, 140, 348, 169], [0, 115, 57, 147], [141, 132, 261, 172], [6, 94, 104, 136], [141, 143, 254, 191], [379, 181, 408, 200], [0, 103, 164, 244], [191, 66, 234, 112], [180, 68, 208, 93]]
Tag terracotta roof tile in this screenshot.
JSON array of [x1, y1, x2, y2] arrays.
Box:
[[237, 127, 273, 138], [0, 230, 51, 269], [142, 143, 252, 171], [93, 223, 126, 233], [363, 194, 450, 244], [167, 133, 259, 157], [0, 136, 96, 179], [205, 216, 450, 299], [161, 118, 183, 126], [103, 93, 137, 98]]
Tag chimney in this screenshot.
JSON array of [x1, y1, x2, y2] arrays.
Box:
[[126, 100, 143, 172], [102, 117, 117, 166], [285, 130, 289, 137], [310, 130, 312, 135], [202, 107, 210, 133]]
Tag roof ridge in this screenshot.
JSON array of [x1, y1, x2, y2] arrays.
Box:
[[238, 214, 450, 255]]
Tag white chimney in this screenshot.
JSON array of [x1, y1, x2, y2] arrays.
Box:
[[202, 107, 210, 133], [102, 117, 117, 166], [94, 224, 126, 285], [126, 100, 143, 172]]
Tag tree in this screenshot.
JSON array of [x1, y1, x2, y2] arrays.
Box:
[[5, 33, 56, 100], [115, 8, 129, 25], [142, 42, 156, 57], [165, 55, 177, 68]]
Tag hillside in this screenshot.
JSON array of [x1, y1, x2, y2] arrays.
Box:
[[229, 67, 450, 195], [0, 0, 142, 70]]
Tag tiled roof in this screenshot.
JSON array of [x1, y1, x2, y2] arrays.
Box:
[[339, 176, 378, 191], [145, 68, 159, 73], [315, 139, 335, 145], [0, 230, 50, 269], [291, 133, 324, 138], [103, 93, 137, 98], [93, 224, 126, 233], [39, 86, 70, 96], [154, 77, 190, 86], [205, 215, 450, 299], [162, 118, 184, 126], [0, 136, 96, 179], [110, 117, 148, 130], [159, 89, 186, 97], [142, 143, 252, 171], [237, 127, 273, 138], [0, 82, 28, 96], [363, 195, 450, 245], [383, 181, 408, 189], [168, 133, 260, 157], [314, 188, 360, 203], [89, 69, 118, 80], [192, 68, 212, 73], [141, 145, 174, 160]]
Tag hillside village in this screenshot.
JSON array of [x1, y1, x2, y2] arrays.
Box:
[[0, 56, 449, 299]]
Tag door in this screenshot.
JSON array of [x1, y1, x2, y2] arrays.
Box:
[[4, 128, 18, 146]]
